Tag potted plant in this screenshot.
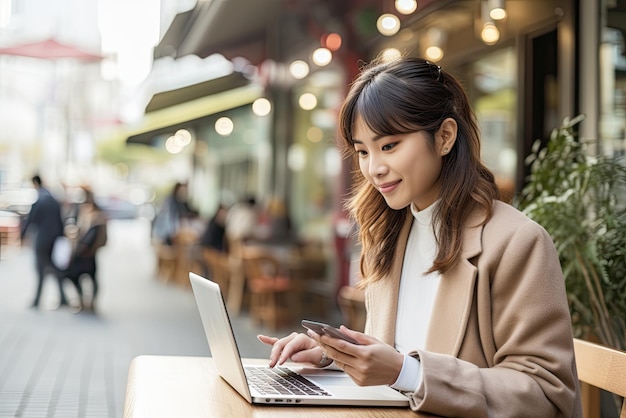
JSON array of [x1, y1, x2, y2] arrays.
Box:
[[517, 115, 626, 352]]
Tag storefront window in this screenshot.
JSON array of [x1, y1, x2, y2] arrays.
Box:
[[289, 68, 345, 242], [195, 104, 271, 212], [459, 47, 518, 202], [600, 4, 626, 158]]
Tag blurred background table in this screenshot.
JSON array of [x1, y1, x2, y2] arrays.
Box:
[[0, 210, 20, 261], [237, 241, 334, 329]]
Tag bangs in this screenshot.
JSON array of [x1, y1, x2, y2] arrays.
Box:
[[352, 72, 437, 142]]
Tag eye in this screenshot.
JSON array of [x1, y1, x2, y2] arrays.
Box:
[[355, 149, 368, 158], [381, 142, 397, 151]]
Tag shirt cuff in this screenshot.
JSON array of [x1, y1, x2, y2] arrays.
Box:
[[390, 353, 422, 392]]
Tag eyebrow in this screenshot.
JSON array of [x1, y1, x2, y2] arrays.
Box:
[[352, 134, 384, 144]]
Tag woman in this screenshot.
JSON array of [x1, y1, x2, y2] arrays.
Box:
[[200, 203, 229, 253], [153, 182, 198, 245], [258, 57, 582, 417], [60, 188, 107, 312]]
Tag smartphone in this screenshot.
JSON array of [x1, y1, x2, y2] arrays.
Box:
[[301, 320, 361, 345]]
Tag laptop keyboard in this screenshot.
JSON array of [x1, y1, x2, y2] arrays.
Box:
[[245, 366, 331, 396]]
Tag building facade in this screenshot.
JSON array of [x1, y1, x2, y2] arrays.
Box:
[[122, 0, 625, 287]]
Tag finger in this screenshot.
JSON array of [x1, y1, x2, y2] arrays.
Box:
[[339, 325, 366, 344], [306, 329, 322, 342], [276, 336, 302, 365], [318, 334, 359, 357], [289, 347, 320, 365], [274, 332, 310, 366], [269, 339, 291, 367], [257, 335, 278, 345], [266, 333, 296, 367], [338, 325, 372, 344]]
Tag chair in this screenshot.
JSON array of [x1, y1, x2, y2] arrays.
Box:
[[291, 243, 334, 319], [337, 285, 366, 332], [200, 247, 231, 297], [242, 249, 294, 330], [155, 242, 177, 282], [573, 338, 626, 418], [172, 231, 200, 288]]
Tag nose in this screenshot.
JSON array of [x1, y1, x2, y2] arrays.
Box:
[[368, 154, 389, 178]]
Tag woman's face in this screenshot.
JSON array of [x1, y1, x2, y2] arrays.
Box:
[[352, 116, 445, 211]]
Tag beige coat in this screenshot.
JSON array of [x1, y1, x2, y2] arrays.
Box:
[[364, 201, 582, 417]]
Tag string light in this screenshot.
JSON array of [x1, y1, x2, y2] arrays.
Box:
[[289, 60, 309, 79], [488, 0, 506, 20], [322, 33, 342, 51], [376, 13, 400, 36], [298, 93, 317, 110], [381, 48, 402, 62], [252, 98, 271, 116], [215, 117, 234, 136], [312, 47, 332, 66], [480, 1, 502, 45], [395, 0, 417, 15], [481, 22, 500, 45], [425, 27, 445, 62]]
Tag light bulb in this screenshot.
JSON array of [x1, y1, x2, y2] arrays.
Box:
[[395, 0, 417, 15], [252, 98, 271, 116], [376, 14, 400, 36], [481, 22, 500, 45], [312, 48, 332, 66], [425, 45, 443, 62], [289, 60, 309, 79], [298, 93, 317, 110]]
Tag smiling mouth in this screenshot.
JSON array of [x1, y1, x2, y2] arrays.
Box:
[[378, 180, 400, 194]]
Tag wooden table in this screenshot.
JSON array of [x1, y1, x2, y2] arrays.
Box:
[[124, 356, 435, 418], [0, 211, 20, 261]]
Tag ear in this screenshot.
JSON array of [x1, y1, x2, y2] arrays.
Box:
[[436, 118, 458, 156]]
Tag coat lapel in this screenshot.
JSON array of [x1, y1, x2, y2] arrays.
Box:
[[425, 209, 484, 356]]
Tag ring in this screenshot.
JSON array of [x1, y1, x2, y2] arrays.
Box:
[[318, 351, 331, 367]]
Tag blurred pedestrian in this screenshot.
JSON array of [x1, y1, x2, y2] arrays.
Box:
[[20, 174, 68, 309], [58, 187, 107, 312], [225, 195, 258, 256], [259, 196, 293, 244], [200, 203, 229, 253], [152, 182, 198, 246]]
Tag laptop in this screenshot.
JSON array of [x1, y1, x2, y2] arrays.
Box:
[[188, 272, 410, 407]]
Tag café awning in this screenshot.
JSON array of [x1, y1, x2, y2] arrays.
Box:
[[0, 38, 103, 61], [154, 1, 284, 64], [125, 72, 263, 145]]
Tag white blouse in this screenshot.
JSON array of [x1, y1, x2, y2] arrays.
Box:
[[392, 201, 441, 392]]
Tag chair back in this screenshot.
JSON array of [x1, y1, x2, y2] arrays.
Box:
[[201, 248, 231, 294], [573, 338, 626, 418], [337, 286, 366, 332]]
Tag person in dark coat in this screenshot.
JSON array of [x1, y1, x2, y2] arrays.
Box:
[[59, 188, 107, 312], [152, 182, 198, 245], [20, 175, 68, 308], [200, 204, 229, 253]]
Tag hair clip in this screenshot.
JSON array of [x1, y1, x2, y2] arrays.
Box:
[[425, 61, 442, 82]]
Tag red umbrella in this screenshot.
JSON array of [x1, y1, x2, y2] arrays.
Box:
[[0, 38, 103, 61]]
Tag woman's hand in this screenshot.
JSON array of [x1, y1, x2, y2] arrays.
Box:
[[308, 325, 404, 387], [257, 332, 323, 368]]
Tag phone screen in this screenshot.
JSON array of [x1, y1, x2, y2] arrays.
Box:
[[301, 320, 360, 345]]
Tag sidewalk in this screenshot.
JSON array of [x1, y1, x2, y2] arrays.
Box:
[[0, 218, 304, 418]]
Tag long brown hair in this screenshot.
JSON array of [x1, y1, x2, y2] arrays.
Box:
[[338, 57, 499, 285]]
